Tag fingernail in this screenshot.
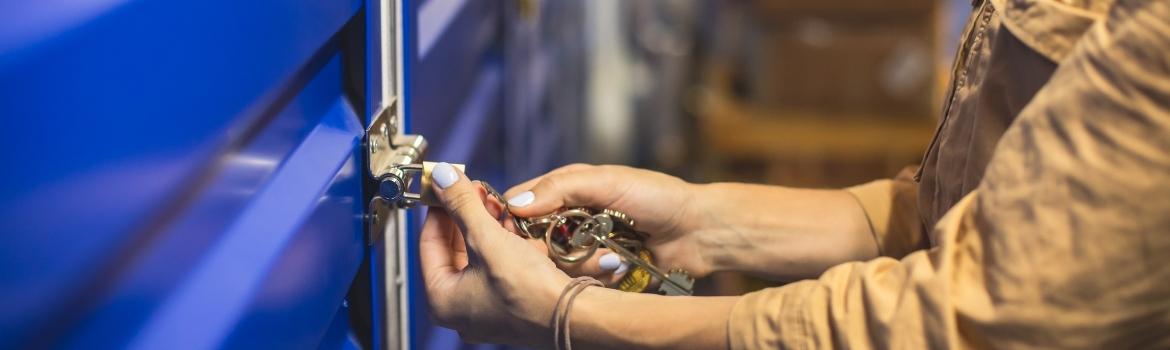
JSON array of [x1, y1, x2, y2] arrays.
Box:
[[598, 253, 621, 272], [614, 262, 629, 275], [507, 191, 535, 207], [432, 162, 458, 189]]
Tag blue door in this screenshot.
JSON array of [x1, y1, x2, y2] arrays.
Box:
[[1, 0, 370, 347]]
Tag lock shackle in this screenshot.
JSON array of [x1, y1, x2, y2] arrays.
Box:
[[377, 162, 464, 207]]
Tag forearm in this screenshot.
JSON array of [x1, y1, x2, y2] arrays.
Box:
[[570, 287, 738, 349], [690, 183, 878, 281]]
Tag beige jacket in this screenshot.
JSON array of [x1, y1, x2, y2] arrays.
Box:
[[729, 0, 1170, 348]]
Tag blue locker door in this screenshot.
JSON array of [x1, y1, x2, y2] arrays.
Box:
[[0, 0, 368, 348]]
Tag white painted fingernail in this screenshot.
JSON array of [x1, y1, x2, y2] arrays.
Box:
[[432, 162, 458, 189], [614, 262, 629, 275], [598, 253, 621, 272], [507, 191, 535, 207]]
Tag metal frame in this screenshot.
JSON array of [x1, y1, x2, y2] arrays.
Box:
[[367, 0, 411, 348]]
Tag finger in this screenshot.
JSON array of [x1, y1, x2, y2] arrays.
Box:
[[444, 210, 470, 269], [501, 214, 528, 238], [430, 162, 507, 249], [505, 166, 628, 217], [419, 209, 461, 287], [503, 163, 593, 200], [601, 251, 632, 285], [526, 237, 549, 254], [475, 180, 507, 222]]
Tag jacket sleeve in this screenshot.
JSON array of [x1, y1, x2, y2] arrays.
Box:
[[730, 0, 1170, 348], [844, 166, 928, 259]]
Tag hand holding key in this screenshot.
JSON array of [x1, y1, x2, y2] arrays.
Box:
[[504, 164, 718, 282]]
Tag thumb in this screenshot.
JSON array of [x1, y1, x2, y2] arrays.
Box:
[[429, 162, 504, 249]]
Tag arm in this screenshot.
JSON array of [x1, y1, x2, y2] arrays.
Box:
[[571, 289, 738, 349], [688, 183, 879, 281]]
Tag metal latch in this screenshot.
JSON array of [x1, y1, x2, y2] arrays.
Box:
[[364, 99, 465, 245], [365, 99, 428, 245], [366, 98, 431, 207]]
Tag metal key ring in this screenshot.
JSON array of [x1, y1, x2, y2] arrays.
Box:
[[523, 214, 565, 239], [547, 236, 597, 263], [546, 209, 599, 263]]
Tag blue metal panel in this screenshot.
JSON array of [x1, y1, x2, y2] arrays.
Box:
[[51, 55, 365, 349], [0, 0, 364, 347], [318, 301, 364, 350]]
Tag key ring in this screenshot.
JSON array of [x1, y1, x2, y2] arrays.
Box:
[[545, 209, 599, 264], [473, 180, 694, 295]]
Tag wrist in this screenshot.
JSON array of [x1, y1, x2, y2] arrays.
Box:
[[510, 271, 571, 348], [570, 288, 737, 350], [538, 273, 573, 324], [686, 183, 738, 274], [677, 182, 709, 233]]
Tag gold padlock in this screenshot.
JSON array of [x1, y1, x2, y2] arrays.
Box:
[[418, 161, 465, 206]]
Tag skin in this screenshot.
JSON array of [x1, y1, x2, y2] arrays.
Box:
[[420, 164, 879, 349]]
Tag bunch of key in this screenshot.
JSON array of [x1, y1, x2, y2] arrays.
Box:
[[482, 183, 694, 296]]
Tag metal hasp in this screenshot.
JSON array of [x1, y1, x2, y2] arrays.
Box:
[[367, 98, 429, 204], [366, 98, 427, 245]]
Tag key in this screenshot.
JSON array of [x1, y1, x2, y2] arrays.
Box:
[[589, 229, 692, 296], [571, 214, 610, 248], [659, 269, 695, 296]]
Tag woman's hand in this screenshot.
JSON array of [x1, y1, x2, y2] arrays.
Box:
[[420, 162, 739, 349], [505, 164, 881, 283], [420, 163, 569, 346], [503, 164, 716, 281]]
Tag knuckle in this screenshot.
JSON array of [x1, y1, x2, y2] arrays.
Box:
[[538, 175, 563, 192], [561, 163, 592, 172], [595, 164, 628, 176], [446, 189, 483, 212]]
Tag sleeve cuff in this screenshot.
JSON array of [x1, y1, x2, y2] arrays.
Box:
[[845, 179, 895, 256], [727, 281, 819, 350], [845, 176, 928, 258]]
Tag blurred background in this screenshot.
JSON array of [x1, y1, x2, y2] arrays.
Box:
[[502, 0, 968, 299]]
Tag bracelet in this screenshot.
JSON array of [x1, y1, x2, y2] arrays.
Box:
[[552, 276, 603, 350]]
